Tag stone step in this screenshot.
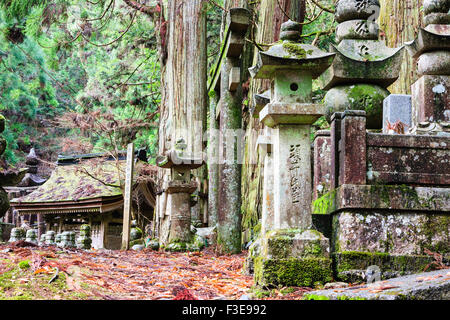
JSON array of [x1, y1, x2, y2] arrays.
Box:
[[305, 269, 450, 300]]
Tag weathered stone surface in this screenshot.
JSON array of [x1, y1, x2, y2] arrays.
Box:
[[406, 28, 450, 59], [163, 180, 198, 194], [260, 103, 325, 128], [264, 229, 330, 259], [249, 43, 335, 80], [338, 111, 367, 185], [261, 153, 274, 236], [425, 23, 450, 35], [417, 51, 450, 75], [273, 72, 313, 104], [315, 185, 450, 215], [424, 0, 450, 15], [313, 131, 331, 200], [367, 133, 450, 185], [321, 46, 404, 91], [382, 94, 412, 134], [228, 66, 240, 91], [336, 20, 379, 43], [324, 84, 389, 129], [335, 0, 380, 23], [167, 192, 193, 243], [227, 7, 252, 34], [306, 269, 450, 300], [411, 75, 449, 129], [333, 211, 450, 255], [252, 90, 270, 118], [424, 13, 450, 26], [254, 255, 332, 287], [25, 229, 38, 244], [271, 125, 312, 230], [9, 227, 25, 242]]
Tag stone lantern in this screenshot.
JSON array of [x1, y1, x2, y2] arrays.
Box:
[[406, 0, 450, 135], [322, 0, 404, 129], [248, 20, 335, 287], [156, 139, 202, 251]]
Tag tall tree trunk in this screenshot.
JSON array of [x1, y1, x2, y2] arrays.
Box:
[[379, 0, 424, 94], [241, 0, 306, 242], [156, 0, 207, 245]]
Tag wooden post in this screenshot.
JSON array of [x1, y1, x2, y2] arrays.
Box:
[[121, 143, 134, 250]]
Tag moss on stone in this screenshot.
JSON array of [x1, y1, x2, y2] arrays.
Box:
[[334, 251, 433, 281], [282, 42, 313, 59], [254, 256, 333, 287]]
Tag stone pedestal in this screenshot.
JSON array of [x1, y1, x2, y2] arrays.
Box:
[[165, 180, 197, 245]]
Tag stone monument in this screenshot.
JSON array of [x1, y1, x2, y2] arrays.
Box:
[[322, 0, 404, 129], [406, 0, 450, 135], [25, 229, 38, 244], [156, 139, 202, 251], [248, 20, 335, 287]]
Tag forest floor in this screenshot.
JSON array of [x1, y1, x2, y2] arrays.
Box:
[[0, 241, 313, 300]]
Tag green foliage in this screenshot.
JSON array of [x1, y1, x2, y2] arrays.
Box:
[[0, 0, 165, 163], [18, 259, 31, 269]]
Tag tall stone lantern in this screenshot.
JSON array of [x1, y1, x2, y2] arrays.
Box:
[[249, 21, 335, 287], [406, 0, 450, 135]]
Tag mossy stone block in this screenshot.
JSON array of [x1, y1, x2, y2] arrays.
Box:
[[254, 256, 333, 287], [334, 251, 434, 282]]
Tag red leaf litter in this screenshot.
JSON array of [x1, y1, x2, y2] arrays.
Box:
[[172, 286, 198, 300], [0, 243, 255, 300]]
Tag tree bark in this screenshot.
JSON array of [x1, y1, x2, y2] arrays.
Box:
[[379, 0, 424, 94], [155, 0, 207, 245]]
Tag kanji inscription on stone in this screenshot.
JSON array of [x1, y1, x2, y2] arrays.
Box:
[[289, 144, 302, 204]]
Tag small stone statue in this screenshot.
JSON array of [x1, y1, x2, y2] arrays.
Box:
[[55, 233, 62, 247], [60, 231, 76, 248], [44, 230, 56, 245], [39, 233, 46, 246], [76, 224, 92, 249], [9, 227, 25, 242], [25, 229, 38, 244]]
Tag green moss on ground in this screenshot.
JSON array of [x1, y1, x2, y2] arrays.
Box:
[[0, 262, 90, 300]]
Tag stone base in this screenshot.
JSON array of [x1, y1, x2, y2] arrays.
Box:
[[331, 211, 450, 282], [253, 229, 332, 287], [264, 229, 330, 259], [333, 251, 438, 283], [254, 256, 333, 287], [332, 211, 450, 256]]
